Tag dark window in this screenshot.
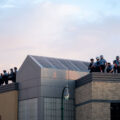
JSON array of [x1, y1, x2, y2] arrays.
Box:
[[111, 103, 120, 120]]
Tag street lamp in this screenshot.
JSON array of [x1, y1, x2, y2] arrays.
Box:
[[61, 85, 70, 120]]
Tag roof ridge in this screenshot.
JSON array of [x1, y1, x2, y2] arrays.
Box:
[[29, 55, 89, 63], [29, 55, 89, 72]]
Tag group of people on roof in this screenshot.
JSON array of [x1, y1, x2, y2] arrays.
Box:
[[88, 55, 120, 73], [0, 67, 17, 86]]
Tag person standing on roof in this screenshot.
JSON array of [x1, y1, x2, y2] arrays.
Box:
[[9, 68, 14, 82], [113, 56, 120, 73], [0, 74, 2, 86], [13, 67, 17, 82], [99, 55, 107, 73], [0, 73, 4, 85], [88, 58, 95, 73], [94, 57, 101, 72], [3, 70, 9, 85]]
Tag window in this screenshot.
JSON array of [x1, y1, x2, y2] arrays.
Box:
[[19, 98, 38, 120], [44, 98, 74, 120]]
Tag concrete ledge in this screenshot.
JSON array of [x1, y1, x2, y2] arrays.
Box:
[[76, 99, 120, 107], [76, 73, 120, 88], [0, 83, 18, 93]]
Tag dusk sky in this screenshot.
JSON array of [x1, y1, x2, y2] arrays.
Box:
[[0, 0, 120, 71]]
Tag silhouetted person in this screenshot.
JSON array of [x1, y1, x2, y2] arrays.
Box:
[[100, 55, 107, 73], [0, 73, 4, 85], [113, 56, 120, 73], [94, 57, 101, 72], [88, 58, 95, 73], [9, 68, 14, 82], [0, 74, 2, 86], [13, 67, 17, 82], [106, 63, 113, 73], [3, 70, 9, 85]]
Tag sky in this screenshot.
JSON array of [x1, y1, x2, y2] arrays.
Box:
[[0, 0, 120, 71]]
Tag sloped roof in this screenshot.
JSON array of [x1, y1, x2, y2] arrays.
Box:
[[30, 55, 89, 72]]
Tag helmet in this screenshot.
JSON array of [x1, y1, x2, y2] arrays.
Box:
[[90, 58, 94, 61], [116, 56, 119, 59], [3, 70, 6, 73], [10, 68, 13, 71], [100, 55, 104, 58], [96, 57, 99, 60]]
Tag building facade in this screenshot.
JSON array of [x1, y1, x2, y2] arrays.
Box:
[[0, 83, 18, 120], [17, 55, 88, 120], [0, 55, 120, 120], [75, 73, 120, 120]]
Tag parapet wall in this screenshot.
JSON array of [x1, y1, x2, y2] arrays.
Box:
[[0, 83, 18, 93], [76, 73, 120, 87]]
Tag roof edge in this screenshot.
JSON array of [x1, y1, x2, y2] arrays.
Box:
[[29, 55, 43, 68], [29, 55, 89, 63]]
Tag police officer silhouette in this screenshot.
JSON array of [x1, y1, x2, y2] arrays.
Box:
[[9, 68, 14, 82], [113, 56, 120, 73], [99, 55, 107, 73], [3, 70, 9, 85], [106, 63, 113, 73], [13, 67, 17, 82], [88, 58, 95, 73], [94, 57, 101, 72]]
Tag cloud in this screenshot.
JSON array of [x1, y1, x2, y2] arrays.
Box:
[[0, 4, 15, 8], [0, 0, 15, 8]]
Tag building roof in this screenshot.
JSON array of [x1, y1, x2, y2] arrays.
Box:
[[30, 55, 89, 72]]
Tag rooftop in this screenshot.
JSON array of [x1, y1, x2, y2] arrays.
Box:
[[30, 55, 89, 72]]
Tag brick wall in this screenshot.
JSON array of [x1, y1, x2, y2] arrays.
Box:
[[75, 73, 120, 120], [92, 102, 110, 120], [76, 103, 92, 120], [92, 82, 120, 100], [75, 83, 92, 104]]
